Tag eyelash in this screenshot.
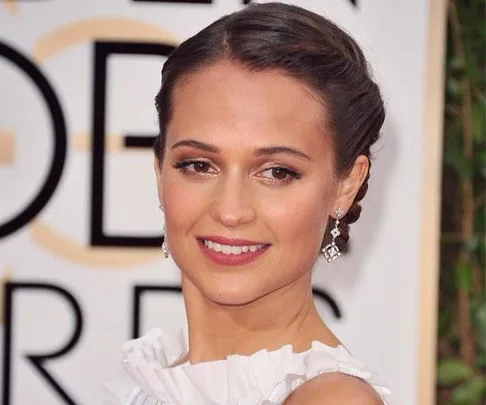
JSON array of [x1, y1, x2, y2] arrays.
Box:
[[260, 167, 302, 183], [173, 159, 215, 176], [172, 159, 302, 184]]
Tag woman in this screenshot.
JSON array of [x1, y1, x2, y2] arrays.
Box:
[[106, 2, 391, 404]]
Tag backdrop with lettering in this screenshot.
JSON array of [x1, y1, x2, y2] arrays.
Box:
[[0, 1, 444, 404]]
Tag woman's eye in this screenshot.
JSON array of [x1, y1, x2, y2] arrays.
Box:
[[191, 161, 211, 173], [260, 167, 301, 182], [174, 160, 215, 175]]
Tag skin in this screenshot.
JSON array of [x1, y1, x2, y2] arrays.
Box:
[[154, 60, 375, 403], [284, 372, 383, 404]]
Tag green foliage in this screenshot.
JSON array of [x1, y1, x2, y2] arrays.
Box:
[[473, 297, 486, 368], [455, 262, 474, 290], [438, 0, 485, 404], [438, 359, 474, 386], [450, 377, 486, 405]]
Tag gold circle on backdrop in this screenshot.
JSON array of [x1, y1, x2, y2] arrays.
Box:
[[31, 221, 160, 267], [0, 130, 15, 164], [32, 18, 179, 63], [1, 0, 18, 15]]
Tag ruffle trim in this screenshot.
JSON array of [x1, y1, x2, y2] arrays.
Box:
[[119, 328, 391, 405]]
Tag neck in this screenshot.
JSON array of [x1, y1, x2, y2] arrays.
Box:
[[181, 274, 340, 364]]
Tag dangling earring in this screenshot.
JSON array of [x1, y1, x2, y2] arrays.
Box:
[[159, 204, 170, 259], [322, 207, 344, 263]]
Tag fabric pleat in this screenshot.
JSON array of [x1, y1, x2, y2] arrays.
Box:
[[104, 328, 391, 405]]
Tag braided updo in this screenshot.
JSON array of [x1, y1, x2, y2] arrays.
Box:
[[154, 3, 385, 253]]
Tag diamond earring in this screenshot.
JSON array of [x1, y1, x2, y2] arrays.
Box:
[[322, 207, 344, 263], [159, 204, 170, 259]]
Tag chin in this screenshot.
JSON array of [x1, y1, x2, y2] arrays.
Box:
[[212, 293, 261, 307], [205, 286, 260, 307], [192, 275, 271, 307], [211, 295, 264, 307], [212, 277, 294, 307]]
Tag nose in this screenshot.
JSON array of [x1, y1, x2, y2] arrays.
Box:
[[209, 172, 256, 228]]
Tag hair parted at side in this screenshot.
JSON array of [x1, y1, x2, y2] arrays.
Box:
[[153, 2, 385, 253]]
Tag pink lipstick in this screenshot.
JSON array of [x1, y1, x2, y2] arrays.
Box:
[[197, 235, 270, 266]]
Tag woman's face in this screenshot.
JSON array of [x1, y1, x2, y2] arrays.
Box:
[[156, 61, 342, 306]]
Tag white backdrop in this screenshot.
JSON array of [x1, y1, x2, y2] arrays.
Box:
[[0, 1, 440, 404]]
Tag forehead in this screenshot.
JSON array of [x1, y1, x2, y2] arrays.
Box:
[[167, 61, 331, 153]]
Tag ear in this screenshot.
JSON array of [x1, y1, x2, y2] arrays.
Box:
[[332, 155, 369, 216], [154, 155, 162, 182], [154, 155, 164, 206]]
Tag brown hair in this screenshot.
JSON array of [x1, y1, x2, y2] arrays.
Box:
[[154, 2, 385, 253]]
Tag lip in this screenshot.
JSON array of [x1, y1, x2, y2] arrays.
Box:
[[196, 236, 270, 266]]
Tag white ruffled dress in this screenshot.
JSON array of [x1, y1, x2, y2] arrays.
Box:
[[104, 328, 391, 405]]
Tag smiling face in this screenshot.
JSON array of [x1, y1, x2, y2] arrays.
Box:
[[155, 61, 344, 306]]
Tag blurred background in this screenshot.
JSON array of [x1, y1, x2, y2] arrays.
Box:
[[0, 0, 484, 404], [437, 0, 485, 404]]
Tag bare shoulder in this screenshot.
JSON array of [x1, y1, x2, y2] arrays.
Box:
[[283, 372, 383, 405]]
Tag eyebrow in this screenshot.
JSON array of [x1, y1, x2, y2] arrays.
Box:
[[171, 139, 311, 160], [171, 139, 218, 153], [254, 146, 310, 161]]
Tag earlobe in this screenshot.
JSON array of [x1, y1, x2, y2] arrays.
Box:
[[153, 156, 161, 177]]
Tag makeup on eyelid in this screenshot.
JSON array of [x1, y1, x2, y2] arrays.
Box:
[[172, 159, 303, 183], [170, 139, 311, 161]]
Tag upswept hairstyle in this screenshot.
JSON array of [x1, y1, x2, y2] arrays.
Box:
[[153, 2, 385, 253]]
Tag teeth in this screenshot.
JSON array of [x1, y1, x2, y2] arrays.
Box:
[[203, 240, 264, 255]]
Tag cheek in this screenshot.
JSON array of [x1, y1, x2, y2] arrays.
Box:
[[161, 172, 205, 232], [259, 184, 332, 248]]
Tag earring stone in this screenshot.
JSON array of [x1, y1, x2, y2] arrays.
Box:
[[322, 207, 344, 263], [162, 236, 169, 259]]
